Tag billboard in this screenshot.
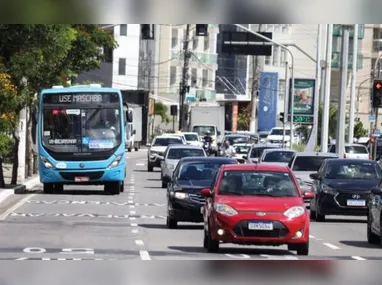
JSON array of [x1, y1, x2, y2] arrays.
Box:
[[288, 78, 316, 124], [257, 72, 279, 132]]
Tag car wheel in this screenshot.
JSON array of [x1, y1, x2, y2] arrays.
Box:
[[203, 231, 208, 249], [206, 228, 219, 253], [315, 205, 325, 222], [161, 181, 167, 188], [295, 241, 309, 256], [147, 163, 154, 172], [309, 209, 316, 220], [166, 215, 177, 229]]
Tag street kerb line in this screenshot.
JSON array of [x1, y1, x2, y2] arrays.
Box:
[[323, 243, 341, 250], [0, 190, 13, 205], [0, 194, 35, 221]]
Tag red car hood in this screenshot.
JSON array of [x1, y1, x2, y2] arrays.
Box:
[[216, 196, 304, 212]]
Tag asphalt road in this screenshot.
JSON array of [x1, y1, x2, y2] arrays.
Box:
[[0, 149, 380, 260]]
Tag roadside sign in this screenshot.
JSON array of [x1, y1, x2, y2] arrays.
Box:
[[369, 114, 376, 122]]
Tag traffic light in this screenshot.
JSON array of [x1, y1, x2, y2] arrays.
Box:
[[279, 112, 285, 123], [141, 24, 154, 40], [196, 24, 208, 36], [372, 79, 382, 108]]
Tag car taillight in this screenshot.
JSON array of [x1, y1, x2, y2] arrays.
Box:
[[369, 155, 372, 160]]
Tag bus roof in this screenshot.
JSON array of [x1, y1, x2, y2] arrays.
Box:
[[40, 87, 121, 94]]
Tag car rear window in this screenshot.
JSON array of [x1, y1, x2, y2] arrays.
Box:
[[251, 147, 277, 158], [262, 151, 295, 163], [292, 156, 335, 171], [153, 138, 183, 146], [167, 148, 205, 159], [345, 146, 368, 154]]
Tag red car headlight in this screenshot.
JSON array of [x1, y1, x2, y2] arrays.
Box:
[[283, 206, 305, 219], [214, 203, 238, 216]]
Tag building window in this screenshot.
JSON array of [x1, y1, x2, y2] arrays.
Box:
[[278, 80, 285, 100], [170, 66, 177, 85], [191, 68, 197, 86], [272, 47, 279, 66], [204, 35, 210, 51], [103, 46, 113, 63], [171, 28, 178, 48], [118, 58, 126, 75], [265, 56, 271, 65], [332, 37, 339, 52], [120, 24, 127, 36], [193, 32, 198, 50], [202, 69, 208, 87], [280, 50, 287, 67]]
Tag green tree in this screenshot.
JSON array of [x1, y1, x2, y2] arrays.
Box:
[[154, 102, 170, 124], [354, 121, 368, 138], [237, 104, 251, 130]]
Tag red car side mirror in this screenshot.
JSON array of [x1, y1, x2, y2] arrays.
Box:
[[200, 188, 212, 197], [303, 191, 315, 199]]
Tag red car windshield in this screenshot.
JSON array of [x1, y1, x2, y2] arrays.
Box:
[[218, 170, 299, 197]]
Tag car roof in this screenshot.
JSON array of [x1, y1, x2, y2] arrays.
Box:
[[330, 143, 367, 147], [295, 151, 339, 157], [262, 148, 296, 154], [154, 135, 183, 139], [179, 157, 237, 163], [326, 158, 376, 164], [167, 144, 203, 149], [232, 143, 252, 146], [163, 133, 184, 136], [225, 134, 249, 137], [251, 144, 281, 149], [221, 163, 290, 172], [182, 132, 198, 135]]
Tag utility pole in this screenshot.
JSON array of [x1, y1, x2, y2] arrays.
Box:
[[179, 24, 191, 131], [305, 24, 323, 151], [321, 24, 333, 152], [336, 25, 350, 158], [249, 24, 262, 133], [348, 24, 359, 144]]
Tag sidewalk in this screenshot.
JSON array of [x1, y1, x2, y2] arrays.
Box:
[[1, 163, 40, 194]]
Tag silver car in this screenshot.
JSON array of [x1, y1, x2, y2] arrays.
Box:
[[243, 144, 282, 163], [288, 151, 339, 202], [258, 148, 296, 166], [160, 145, 206, 188]]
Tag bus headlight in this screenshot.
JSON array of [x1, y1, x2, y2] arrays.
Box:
[[40, 155, 54, 169], [108, 154, 123, 168]]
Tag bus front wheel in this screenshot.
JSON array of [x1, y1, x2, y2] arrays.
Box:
[[105, 182, 121, 195], [43, 183, 54, 194]]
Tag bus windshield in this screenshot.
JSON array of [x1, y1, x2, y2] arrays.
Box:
[[41, 92, 122, 153]]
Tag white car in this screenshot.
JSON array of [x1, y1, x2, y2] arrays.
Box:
[[182, 132, 203, 147], [266, 127, 299, 146], [162, 133, 187, 144], [147, 136, 185, 172], [232, 143, 252, 163], [328, 143, 370, 159], [243, 144, 281, 163], [258, 148, 296, 166], [160, 145, 206, 188]]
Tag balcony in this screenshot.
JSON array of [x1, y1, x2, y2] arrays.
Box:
[[332, 24, 365, 39], [170, 50, 218, 66], [331, 52, 363, 69]]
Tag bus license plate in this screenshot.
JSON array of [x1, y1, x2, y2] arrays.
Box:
[[75, 177, 89, 182]]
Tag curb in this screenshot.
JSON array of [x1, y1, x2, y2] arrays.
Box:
[[14, 176, 40, 194]]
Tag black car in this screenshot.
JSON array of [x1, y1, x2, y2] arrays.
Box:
[[367, 179, 382, 245], [309, 159, 382, 222], [166, 157, 237, 229]]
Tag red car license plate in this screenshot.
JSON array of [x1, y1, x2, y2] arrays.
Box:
[[75, 177, 89, 182]]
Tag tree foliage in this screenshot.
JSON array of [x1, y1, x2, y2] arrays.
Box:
[[237, 104, 251, 130], [154, 102, 170, 124]]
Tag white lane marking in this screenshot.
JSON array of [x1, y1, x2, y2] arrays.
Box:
[[284, 255, 299, 260], [0, 190, 13, 204], [128, 200, 134, 203], [323, 243, 341, 250], [130, 211, 136, 215], [129, 205, 135, 209], [16, 257, 28, 260], [130, 217, 136, 220], [260, 254, 271, 258], [135, 240, 144, 246], [352, 256, 366, 260], [131, 223, 138, 227], [309, 235, 315, 239], [132, 229, 138, 234], [139, 250, 151, 260], [0, 194, 35, 220], [136, 163, 145, 166], [225, 254, 250, 259]]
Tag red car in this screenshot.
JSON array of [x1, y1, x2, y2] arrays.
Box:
[[200, 163, 314, 255]]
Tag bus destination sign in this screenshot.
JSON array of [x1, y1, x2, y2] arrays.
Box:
[[43, 93, 119, 104]]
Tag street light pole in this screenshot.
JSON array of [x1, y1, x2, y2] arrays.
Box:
[[234, 24, 296, 149], [348, 24, 359, 144]]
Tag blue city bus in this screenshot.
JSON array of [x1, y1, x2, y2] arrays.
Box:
[[37, 85, 132, 195]]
